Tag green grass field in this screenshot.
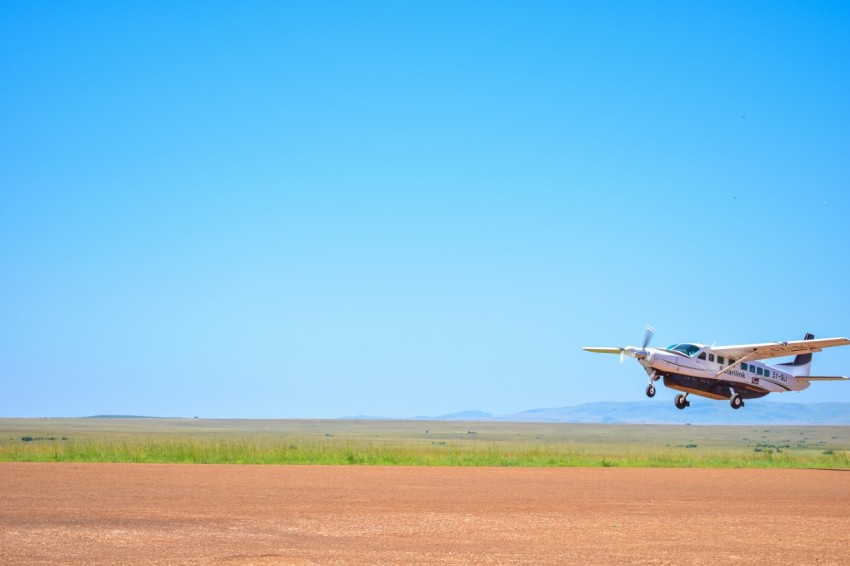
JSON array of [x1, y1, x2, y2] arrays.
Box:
[[1, 418, 848, 468]]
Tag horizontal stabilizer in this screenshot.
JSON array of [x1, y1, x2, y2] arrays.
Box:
[[795, 375, 849, 381]]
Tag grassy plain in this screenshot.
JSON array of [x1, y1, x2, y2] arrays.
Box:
[[1, 418, 848, 468]]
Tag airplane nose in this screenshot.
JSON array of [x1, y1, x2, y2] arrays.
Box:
[[636, 350, 653, 363]]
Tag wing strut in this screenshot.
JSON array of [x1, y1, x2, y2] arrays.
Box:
[[713, 350, 760, 378]]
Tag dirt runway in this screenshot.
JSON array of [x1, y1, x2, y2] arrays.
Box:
[[1, 463, 848, 565]]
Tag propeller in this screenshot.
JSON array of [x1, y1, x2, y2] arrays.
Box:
[[628, 325, 655, 360], [583, 325, 655, 362]]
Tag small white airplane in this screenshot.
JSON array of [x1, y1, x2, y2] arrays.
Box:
[[583, 328, 850, 409]]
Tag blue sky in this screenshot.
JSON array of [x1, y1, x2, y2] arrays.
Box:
[[2, 1, 849, 418]]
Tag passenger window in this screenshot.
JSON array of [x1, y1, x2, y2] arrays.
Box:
[[757, 367, 764, 376], [698, 352, 706, 360], [730, 359, 736, 366], [709, 354, 715, 362], [742, 363, 748, 371], [718, 356, 725, 365]]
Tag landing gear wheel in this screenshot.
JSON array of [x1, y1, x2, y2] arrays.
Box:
[[730, 394, 744, 410], [674, 394, 690, 410], [645, 384, 656, 398]]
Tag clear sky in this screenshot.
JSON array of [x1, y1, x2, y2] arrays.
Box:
[[2, 1, 849, 418]]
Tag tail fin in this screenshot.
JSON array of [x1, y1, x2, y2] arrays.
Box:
[[778, 333, 814, 376]]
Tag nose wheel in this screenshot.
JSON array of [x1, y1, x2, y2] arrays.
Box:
[[645, 371, 658, 398], [730, 394, 744, 410], [674, 393, 690, 410]]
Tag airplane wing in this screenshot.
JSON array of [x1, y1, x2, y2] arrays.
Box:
[[711, 337, 850, 361], [796, 375, 849, 381]]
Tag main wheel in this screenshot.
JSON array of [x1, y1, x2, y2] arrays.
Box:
[[646, 384, 656, 398], [674, 394, 688, 410], [730, 394, 743, 410]]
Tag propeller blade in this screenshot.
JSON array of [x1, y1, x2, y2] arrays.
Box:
[[581, 347, 622, 354], [642, 325, 655, 349]]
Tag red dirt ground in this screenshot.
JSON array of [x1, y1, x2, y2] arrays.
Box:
[[1, 463, 848, 565]]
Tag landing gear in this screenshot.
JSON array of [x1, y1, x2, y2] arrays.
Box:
[[674, 393, 690, 410], [645, 371, 658, 398], [730, 394, 744, 410]]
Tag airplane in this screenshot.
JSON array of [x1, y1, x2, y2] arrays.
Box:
[[583, 328, 850, 409]]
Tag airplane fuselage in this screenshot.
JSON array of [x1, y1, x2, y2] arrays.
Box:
[[639, 346, 805, 401]]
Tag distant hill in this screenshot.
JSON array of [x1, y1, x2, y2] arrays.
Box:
[[412, 401, 850, 425], [86, 415, 161, 419], [434, 410, 495, 420]]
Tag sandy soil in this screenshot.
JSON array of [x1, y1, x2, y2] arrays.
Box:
[[1, 463, 848, 565]]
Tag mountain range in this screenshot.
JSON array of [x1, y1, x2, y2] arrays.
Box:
[[348, 401, 850, 425]]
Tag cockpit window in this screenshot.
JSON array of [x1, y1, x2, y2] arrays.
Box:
[[667, 343, 701, 357]]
